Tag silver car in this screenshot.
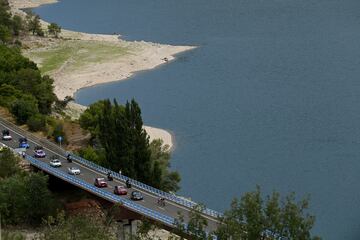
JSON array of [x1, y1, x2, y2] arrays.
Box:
[[49, 159, 62, 167], [68, 167, 81, 175]]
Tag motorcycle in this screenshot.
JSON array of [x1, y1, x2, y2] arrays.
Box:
[[126, 180, 132, 188], [67, 154, 72, 163], [107, 173, 113, 181]]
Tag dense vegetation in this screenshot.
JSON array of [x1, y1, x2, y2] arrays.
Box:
[[0, 0, 58, 135], [0, 149, 58, 226], [165, 189, 320, 240], [79, 99, 181, 192], [38, 212, 116, 240], [0, 0, 23, 43], [0, 1, 321, 239]]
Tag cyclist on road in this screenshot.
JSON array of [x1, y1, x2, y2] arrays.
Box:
[[157, 197, 166, 207]]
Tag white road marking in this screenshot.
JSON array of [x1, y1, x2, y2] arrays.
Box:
[[0, 121, 220, 223]]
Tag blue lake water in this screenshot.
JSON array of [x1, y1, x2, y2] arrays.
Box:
[[34, 0, 360, 238]]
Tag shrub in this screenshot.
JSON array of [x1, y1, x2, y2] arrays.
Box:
[[10, 97, 39, 124], [27, 113, 46, 132]]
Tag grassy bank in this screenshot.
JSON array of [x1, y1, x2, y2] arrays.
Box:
[[24, 40, 129, 74]]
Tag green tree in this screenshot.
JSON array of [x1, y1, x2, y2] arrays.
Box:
[[12, 15, 23, 36], [80, 99, 180, 191], [172, 205, 211, 240], [47, 22, 61, 38], [186, 205, 210, 240], [27, 113, 46, 132], [78, 146, 106, 166], [125, 99, 152, 183], [27, 14, 42, 36], [11, 96, 39, 124], [215, 187, 321, 240], [13, 69, 56, 114], [149, 139, 180, 192], [0, 173, 56, 225], [0, 24, 11, 43], [24, 173, 55, 224], [0, 148, 21, 178], [39, 211, 116, 240], [1, 231, 25, 240], [79, 100, 107, 138]]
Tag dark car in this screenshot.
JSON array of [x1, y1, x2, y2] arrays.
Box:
[[94, 177, 107, 188], [130, 191, 143, 201], [2, 129, 12, 141], [19, 138, 30, 149], [114, 186, 127, 195]]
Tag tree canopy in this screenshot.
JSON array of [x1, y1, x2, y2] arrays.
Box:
[[0, 44, 56, 124], [38, 212, 116, 240], [79, 99, 180, 192], [0, 149, 57, 226], [214, 187, 321, 240], [0, 0, 24, 43], [47, 22, 61, 38]]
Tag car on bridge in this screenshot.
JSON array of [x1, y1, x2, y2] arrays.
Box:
[[114, 185, 127, 195], [94, 177, 107, 188], [2, 129, 12, 141], [18, 138, 30, 149], [68, 167, 81, 175], [34, 146, 46, 158], [131, 191, 143, 201], [49, 158, 62, 168]]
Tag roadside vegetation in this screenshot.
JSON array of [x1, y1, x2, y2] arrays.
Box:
[[0, 149, 59, 226], [0, 0, 72, 144], [79, 99, 181, 192], [137, 189, 321, 240], [0, 1, 321, 239]]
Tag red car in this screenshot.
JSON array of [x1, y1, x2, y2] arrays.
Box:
[[114, 186, 127, 195], [94, 177, 107, 188]]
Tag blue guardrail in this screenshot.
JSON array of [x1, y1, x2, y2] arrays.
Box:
[[68, 153, 223, 219], [26, 155, 176, 227]]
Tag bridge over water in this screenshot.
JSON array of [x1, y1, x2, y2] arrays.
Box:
[[0, 116, 221, 237]]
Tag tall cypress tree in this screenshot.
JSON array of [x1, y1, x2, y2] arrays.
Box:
[[112, 99, 136, 177], [98, 99, 115, 169], [125, 99, 152, 183]]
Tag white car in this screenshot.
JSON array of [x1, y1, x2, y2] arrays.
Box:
[[49, 159, 62, 167], [68, 167, 81, 175], [2, 134, 12, 141], [2, 130, 12, 141]]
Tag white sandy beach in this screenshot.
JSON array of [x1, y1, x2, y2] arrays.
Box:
[[9, 0, 194, 149]]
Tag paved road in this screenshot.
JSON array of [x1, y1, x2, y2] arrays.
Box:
[[0, 119, 220, 232]]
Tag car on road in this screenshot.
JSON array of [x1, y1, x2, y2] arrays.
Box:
[[2, 129, 12, 141], [114, 185, 127, 195], [49, 158, 62, 168], [130, 191, 143, 201], [18, 138, 30, 149], [68, 167, 81, 175], [94, 177, 107, 188], [34, 146, 46, 158]]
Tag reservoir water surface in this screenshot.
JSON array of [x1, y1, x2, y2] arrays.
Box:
[[34, 0, 360, 239]]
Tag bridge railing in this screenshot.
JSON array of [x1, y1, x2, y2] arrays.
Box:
[[0, 117, 67, 155], [69, 153, 223, 219], [0, 115, 222, 219], [25, 155, 176, 227]]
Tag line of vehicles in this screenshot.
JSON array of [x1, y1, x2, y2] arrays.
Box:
[[1, 129, 145, 202]]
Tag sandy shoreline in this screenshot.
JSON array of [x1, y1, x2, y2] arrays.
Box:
[[9, 0, 194, 150]]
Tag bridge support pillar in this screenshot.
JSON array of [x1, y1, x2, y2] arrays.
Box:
[[116, 219, 139, 240]]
